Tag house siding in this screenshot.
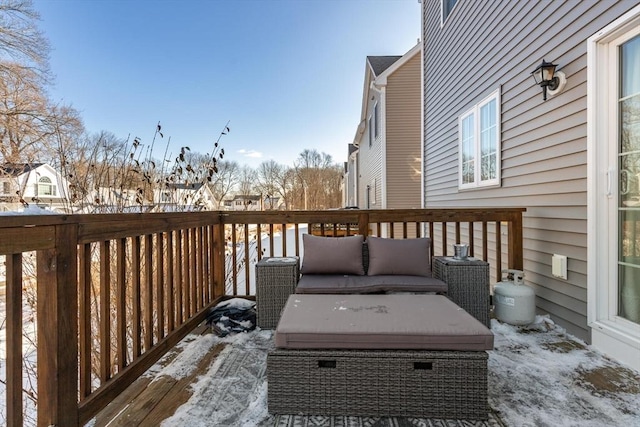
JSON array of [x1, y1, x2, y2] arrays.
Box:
[[358, 68, 384, 210], [422, 0, 637, 342], [386, 53, 422, 211]]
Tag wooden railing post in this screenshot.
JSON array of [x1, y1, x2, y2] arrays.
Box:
[[358, 212, 370, 237], [37, 223, 79, 427], [508, 212, 524, 270]]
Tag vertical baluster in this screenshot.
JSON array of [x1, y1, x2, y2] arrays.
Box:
[[495, 221, 502, 279], [183, 229, 191, 317], [166, 230, 175, 332], [132, 237, 142, 358], [116, 238, 127, 372], [144, 234, 153, 351], [79, 243, 92, 397], [156, 232, 165, 340], [256, 224, 263, 261], [100, 240, 111, 381], [482, 221, 488, 261], [244, 224, 250, 295], [190, 228, 197, 314], [195, 227, 203, 311], [175, 230, 184, 324], [231, 225, 237, 295], [282, 224, 287, 254], [6, 253, 23, 426]]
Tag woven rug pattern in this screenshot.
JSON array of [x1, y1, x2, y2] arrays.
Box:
[[202, 332, 503, 427]]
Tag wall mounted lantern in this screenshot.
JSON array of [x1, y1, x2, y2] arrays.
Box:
[[531, 59, 567, 101]]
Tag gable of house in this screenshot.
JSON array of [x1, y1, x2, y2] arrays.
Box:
[[0, 163, 72, 212], [353, 44, 422, 216]]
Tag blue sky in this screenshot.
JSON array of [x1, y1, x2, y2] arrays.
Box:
[[35, 0, 421, 168]]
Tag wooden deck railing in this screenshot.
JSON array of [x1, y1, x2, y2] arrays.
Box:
[[0, 207, 525, 426]]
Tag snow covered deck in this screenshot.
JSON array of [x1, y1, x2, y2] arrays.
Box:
[[89, 312, 640, 427]]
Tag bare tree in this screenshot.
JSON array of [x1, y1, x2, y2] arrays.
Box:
[[209, 160, 240, 208], [0, 0, 50, 82], [255, 160, 294, 210], [237, 165, 257, 210], [293, 149, 341, 209]]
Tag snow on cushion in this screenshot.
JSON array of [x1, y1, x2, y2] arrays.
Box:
[[367, 237, 432, 277], [300, 234, 365, 275], [275, 294, 493, 351]]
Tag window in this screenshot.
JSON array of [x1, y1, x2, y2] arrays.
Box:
[[374, 103, 379, 138], [458, 90, 501, 189], [37, 176, 56, 196], [368, 116, 373, 147], [1, 181, 9, 194], [370, 178, 376, 204], [441, 0, 458, 25]]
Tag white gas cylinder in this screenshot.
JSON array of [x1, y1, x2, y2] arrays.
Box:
[[493, 269, 536, 326]]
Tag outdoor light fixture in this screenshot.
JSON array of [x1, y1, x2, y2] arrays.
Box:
[[531, 59, 567, 101]]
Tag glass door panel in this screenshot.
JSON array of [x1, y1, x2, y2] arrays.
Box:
[[618, 34, 640, 323]]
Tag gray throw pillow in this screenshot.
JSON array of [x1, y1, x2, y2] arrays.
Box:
[[301, 234, 365, 275], [367, 236, 431, 276]]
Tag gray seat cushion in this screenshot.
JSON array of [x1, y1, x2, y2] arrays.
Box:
[[275, 294, 493, 351], [295, 274, 447, 294]]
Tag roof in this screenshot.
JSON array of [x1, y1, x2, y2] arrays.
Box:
[[366, 56, 402, 77], [165, 183, 204, 190], [0, 163, 45, 176], [233, 195, 261, 201]]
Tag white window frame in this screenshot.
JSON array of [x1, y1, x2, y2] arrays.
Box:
[[458, 89, 501, 189], [37, 176, 57, 196]]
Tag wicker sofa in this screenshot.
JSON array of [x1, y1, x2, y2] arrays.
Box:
[[295, 234, 448, 295]]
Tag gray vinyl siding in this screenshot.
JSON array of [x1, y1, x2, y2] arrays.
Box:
[[386, 53, 422, 210], [422, 0, 637, 342]]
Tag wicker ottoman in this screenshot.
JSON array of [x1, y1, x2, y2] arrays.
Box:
[[267, 294, 493, 420]]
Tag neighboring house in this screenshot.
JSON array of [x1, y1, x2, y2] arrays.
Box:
[[0, 163, 73, 213], [343, 144, 359, 208], [350, 42, 423, 235], [263, 195, 283, 210], [421, 0, 640, 370], [224, 195, 263, 211], [153, 183, 218, 212], [86, 186, 150, 213]]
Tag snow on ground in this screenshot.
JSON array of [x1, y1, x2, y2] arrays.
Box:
[[0, 205, 59, 216], [143, 300, 640, 427]]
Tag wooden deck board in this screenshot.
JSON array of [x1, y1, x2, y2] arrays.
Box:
[[90, 325, 225, 427]]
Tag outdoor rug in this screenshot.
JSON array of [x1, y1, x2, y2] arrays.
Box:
[[158, 330, 503, 427], [149, 317, 639, 427]]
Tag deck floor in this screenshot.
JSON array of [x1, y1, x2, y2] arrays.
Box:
[[91, 324, 226, 427], [90, 320, 640, 427]]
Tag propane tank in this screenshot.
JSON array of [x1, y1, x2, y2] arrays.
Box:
[[493, 269, 535, 326]]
